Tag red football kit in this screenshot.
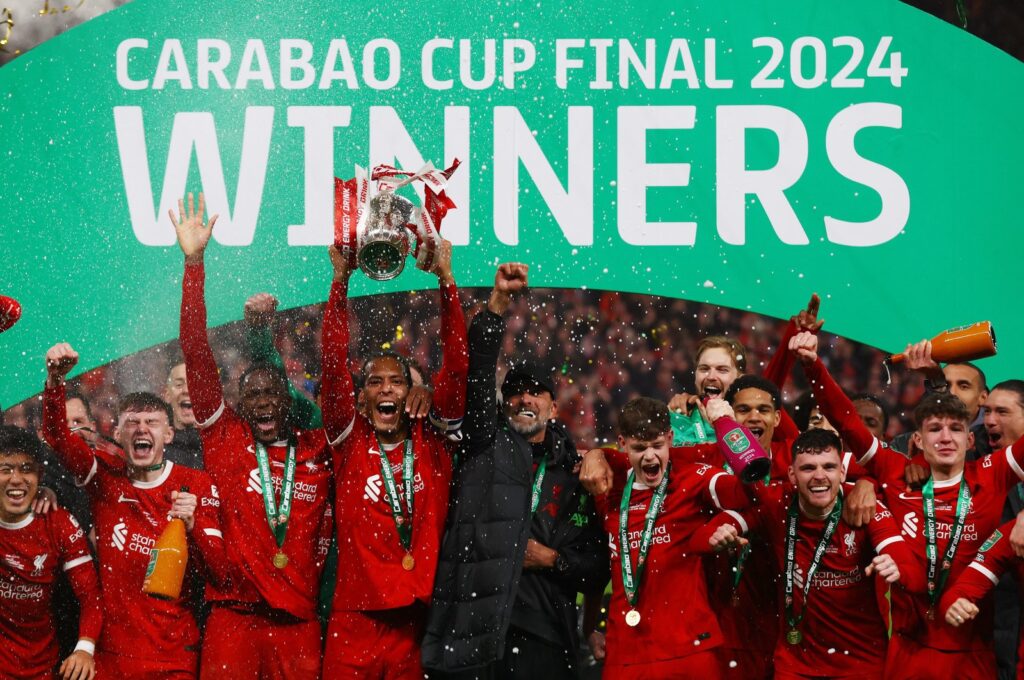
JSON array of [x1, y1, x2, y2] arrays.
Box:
[[319, 275, 468, 678], [941, 519, 1024, 680], [0, 508, 102, 679], [180, 261, 332, 680], [596, 447, 751, 680], [807, 356, 1024, 679], [694, 483, 920, 679], [43, 382, 228, 678]]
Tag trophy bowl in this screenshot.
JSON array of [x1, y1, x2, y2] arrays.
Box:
[[357, 191, 414, 281]]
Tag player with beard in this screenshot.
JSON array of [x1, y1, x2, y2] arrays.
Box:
[[793, 330, 1024, 679], [173, 193, 333, 679], [692, 428, 921, 680], [579, 397, 755, 679], [42, 344, 229, 678], [0, 425, 102, 680], [319, 241, 467, 678]]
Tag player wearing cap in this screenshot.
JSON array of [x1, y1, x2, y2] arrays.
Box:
[[173, 193, 333, 679], [319, 241, 467, 678], [0, 424, 102, 680], [42, 343, 229, 678], [693, 427, 921, 680], [423, 263, 608, 677], [794, 330, 1024, 679]]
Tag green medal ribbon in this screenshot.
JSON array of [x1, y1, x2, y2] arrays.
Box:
[[618, 463, 671, 609], [784, 493, 843, 640], [530, 455, 548, 515], [923, 477, 972, 615], [375, 437, 415, 551], [255, 440, 296, 548]]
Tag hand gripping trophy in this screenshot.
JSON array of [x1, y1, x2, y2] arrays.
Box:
[[333, 160, 460, 281]]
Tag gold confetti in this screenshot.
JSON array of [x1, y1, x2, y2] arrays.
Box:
[[381, 342, 392, 350]]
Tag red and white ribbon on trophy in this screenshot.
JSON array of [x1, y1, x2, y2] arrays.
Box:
[[333, 168, 370, 269], [0, 295, 21, 334]]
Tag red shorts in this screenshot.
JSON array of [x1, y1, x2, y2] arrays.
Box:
[[603, 651, 722, 680], [95, 649, 197, 679], [323, 605, 426, 679], [200, 606, 321, 680], [884, 635, 996, 680], [717, 645, 773, 679]]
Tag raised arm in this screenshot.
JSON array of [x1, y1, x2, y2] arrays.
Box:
[[765, 294, 824, 442], [321, 246, 357, 446], [41, 345, 98, 482], [423, 240, 468, 433], [460, 263, 528, 451], [173, 193, 224, 426], [244, 292, 322, 429]]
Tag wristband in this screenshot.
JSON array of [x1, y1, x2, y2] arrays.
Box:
[[74, 639, 95, 655]]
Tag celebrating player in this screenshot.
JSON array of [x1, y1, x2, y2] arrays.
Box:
[[319, 241, 467, 677], [693, 427, 921, 680], [42, 344, 228, 678], [173, 192, 333, 679], [0, 425, 102, 680]]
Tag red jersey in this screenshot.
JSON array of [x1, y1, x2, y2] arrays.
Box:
[[180, 261, 333, 621], [696, 484, 919, 678], [0, 509, 102, 679], [42, 383, 228, 664], [596, 449, 750, 669], [807, 355, 1024, 653], [320, 276, 468, 612]]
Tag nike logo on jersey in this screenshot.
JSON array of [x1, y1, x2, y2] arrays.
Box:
[[117, 494, 139, 504]]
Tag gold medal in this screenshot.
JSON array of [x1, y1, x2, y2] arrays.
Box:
[[402, 553, 415, 571], [625, 609, 641, 627], [273, 551, 289, 569], [786, 628, 802, 645]]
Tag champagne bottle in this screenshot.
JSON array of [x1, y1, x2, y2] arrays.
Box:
[[890, 321, 996, 364], [710, 412, 772, 484], [142, 487, 189, 600]]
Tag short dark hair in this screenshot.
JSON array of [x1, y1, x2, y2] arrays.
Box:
[[948, 362, 988, 392], [792, 428, 843, 457], [695, 336, 747, 373], [725, 375, 781, 410], [789, 390, 818, 432], [239, 362, 290, 396], [65, 389, 95, 422], [117, 392, 173, 424], [914, 392, 970, 429], [0, 425, 43, 464], [362, 352, 413, 386], [618, 397, 671, 441], [990, 380, 1024, 410], [851, 393, 890, 432]]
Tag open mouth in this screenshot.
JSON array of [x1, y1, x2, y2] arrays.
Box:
[[808, 484, 831, 496], [132, 438, 153, 454], [254, 414, 277, 435], [377, 401, 398, 416], [988, 431, 1002, 447], [5, 489, 28, 503], [703, 385, 723, 398], [640, 461, 662, 482], [747, 426, 765, 439], [515, 409, 537, 420], [180, 400, 193, 412]]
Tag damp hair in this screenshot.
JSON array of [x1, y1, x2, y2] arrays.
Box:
[[238, 362, 290, 396], [990, 379, 1024, 410], [792, 428, 843, 457], [117, 392, 174, 424], [725, 375, 781, 410], [64, 389, 95, 422], [361, 351, 413, 386], [694, 336, 747, 373], [618, 397, 671, 441], [0, 425, 44, 464], [913, 392, 970, 429]]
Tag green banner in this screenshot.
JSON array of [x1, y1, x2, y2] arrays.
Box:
[[2, 0, 1022, 407]]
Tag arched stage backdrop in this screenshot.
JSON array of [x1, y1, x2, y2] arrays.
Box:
[[2, 0, 1022, 407]]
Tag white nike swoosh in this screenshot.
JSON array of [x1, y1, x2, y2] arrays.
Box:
[[117, 494, 139, 504], [898, 492, 923, 501]]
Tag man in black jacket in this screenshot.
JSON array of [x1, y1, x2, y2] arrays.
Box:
[[423, 263, 609, 678]]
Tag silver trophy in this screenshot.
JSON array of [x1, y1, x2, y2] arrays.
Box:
[[357, 190, 415, 281]]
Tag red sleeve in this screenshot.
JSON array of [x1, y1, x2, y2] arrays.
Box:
[[939, 521, 1018, 612], [670, 444, 717, 466], [684, 507, 759, 555], [765, 319, 800, 442], [41, 382, 98, 483], [57, 513, 103, 643], [702, 469, 757, 512], [180, 261, 225, 426], [993, 437, 1024, 492], [868, 502, 925, 593], [321, 277, 357, 446], [604, 448, 632, 476], [428, 282, 469, 433], [189, 476, 233, 589]]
